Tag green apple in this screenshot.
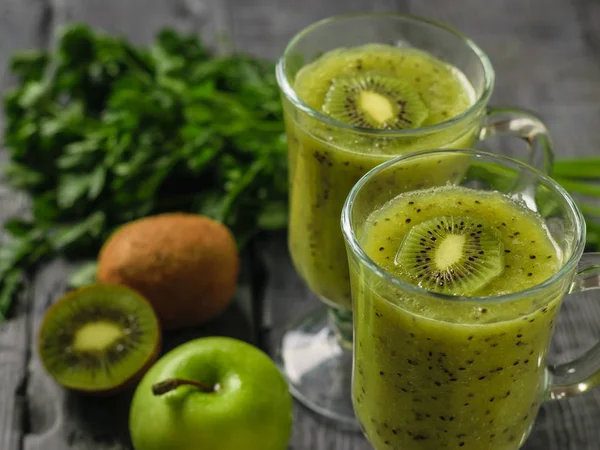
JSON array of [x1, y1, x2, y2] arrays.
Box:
[[129, 337, 293, 450]]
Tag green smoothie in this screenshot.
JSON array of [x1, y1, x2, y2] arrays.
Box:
[[285, 44, 479, 309], [353, 186, 564, 450]]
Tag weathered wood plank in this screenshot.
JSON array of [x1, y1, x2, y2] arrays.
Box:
[[23, 260, 136, 450], [50, 0, 228, 48], [408, 0, 600, 158], [2, 0, 599, 449], [523, 291, 600, 450], [0, 281, 30, 450], [223, 0, 406, 59], [0, 0, 55, 448], [573, 0, 600, 54], [18, 2, 257, 450], [22, 259, 258, 450]]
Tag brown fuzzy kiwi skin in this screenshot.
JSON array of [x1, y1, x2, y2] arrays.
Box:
[[38, 283, 162, 396], [97, 213, 240, 330]]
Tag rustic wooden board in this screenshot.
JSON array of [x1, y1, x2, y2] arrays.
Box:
[[22, 260, 257, 450], [0, 0, 57, 449], [407, 0, 600, 158], [2, 2, 257, 450], [0, 0, 599, 449]]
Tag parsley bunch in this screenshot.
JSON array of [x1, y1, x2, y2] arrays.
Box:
[[0, 25, 288, 319]]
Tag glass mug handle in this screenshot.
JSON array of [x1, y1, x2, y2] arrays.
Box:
[[480, 107, 555, 174], [547, 254, 600, 399]]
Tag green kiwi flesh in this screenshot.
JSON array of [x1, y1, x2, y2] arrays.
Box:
[[38, 284, 161, 393], [395, 216, 505, 295], [322, 73, 429, 129]]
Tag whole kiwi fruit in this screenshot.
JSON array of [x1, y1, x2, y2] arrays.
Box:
[[97, 213, 239, 330]]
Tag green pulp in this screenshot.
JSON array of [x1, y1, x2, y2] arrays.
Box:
[[286, 44, 478, 309], [353, 186, 564, 450]]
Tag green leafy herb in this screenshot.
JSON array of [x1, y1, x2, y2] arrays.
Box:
[[0, 24, 287, 319]]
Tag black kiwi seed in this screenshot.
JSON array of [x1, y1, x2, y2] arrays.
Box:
[[395, 216, 505, 295], [322, 73, 429, 129]]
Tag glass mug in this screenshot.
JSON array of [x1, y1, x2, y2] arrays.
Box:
[[275, 12, 554, 427], [342, 148, 600, 449]]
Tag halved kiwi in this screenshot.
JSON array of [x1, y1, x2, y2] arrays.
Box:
[[322, 73, 429, 129], [38, 284, 161, 394], [395, 216, 505, 295]]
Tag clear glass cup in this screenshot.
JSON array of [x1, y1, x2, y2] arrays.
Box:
[[342, 148, 600, 449], [275, 12, 554, 428]]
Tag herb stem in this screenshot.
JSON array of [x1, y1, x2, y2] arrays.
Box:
[[553, 158, 600, 179], [577, 202, 600, 217], [553, 177, 600, 197]]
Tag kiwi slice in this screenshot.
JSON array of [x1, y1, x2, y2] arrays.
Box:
[[322, 73, 429, 129], [39, 284, 161, 394], [395, 216, 505, 295]]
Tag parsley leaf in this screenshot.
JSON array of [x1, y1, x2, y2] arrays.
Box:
[[0, 24, 288, 320]]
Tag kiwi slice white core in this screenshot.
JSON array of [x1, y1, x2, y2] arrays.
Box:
[[73, 321, 123, 352], [395, 216, 505, 295], [322, 73, 429, 129], [359, 91, 395, 123]]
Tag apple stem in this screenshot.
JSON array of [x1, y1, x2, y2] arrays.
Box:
[[152, 378, 215, 396]]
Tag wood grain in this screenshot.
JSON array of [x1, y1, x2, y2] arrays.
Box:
[[0, 0, 56, 448], [407, 0, 600, 158], [0, 0, 599, 449], [222, 0, 405, 59], [22, 259, 258, 450], [15, 2, 258, 450]]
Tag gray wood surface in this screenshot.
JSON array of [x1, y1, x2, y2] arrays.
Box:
[[0, 0, 599, 449]]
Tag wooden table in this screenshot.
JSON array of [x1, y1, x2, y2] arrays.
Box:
[[1, 0, 599, 449]]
